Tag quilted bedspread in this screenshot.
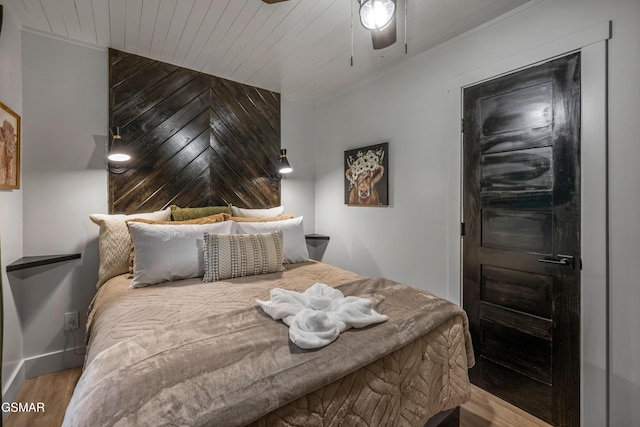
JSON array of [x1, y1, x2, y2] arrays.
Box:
[[63, 261, 474, 427]]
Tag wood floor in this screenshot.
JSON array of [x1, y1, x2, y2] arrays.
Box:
[[5, 367, 552, 427], [4, 367, 81, 427]]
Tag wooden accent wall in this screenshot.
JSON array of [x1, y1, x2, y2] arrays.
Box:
[[108, 49, 280, 214]]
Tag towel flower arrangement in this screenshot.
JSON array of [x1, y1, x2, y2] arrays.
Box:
[[256, 282, 388, 349]]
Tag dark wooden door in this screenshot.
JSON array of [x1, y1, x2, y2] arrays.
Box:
[[462, 53, 581, 426]]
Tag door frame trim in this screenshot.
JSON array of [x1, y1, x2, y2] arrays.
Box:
[[446, 22, 611, 427]]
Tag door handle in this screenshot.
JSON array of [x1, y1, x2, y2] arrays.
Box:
[[538, 255, 574, 267]]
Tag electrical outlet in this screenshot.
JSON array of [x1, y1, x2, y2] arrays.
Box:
[[64, 311, 79, 331]]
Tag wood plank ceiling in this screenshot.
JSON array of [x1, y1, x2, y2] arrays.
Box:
[[7, 0, 531, 105]]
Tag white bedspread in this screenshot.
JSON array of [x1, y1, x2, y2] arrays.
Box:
[[256, 282, 388, 349]]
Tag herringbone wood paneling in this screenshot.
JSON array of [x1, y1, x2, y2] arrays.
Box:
[[109, 49, 280, 214]]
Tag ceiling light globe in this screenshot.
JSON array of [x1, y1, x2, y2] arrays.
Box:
[[360, 0, 396, 31]]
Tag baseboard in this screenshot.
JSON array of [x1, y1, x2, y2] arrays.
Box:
[[2, 360, 26, 421], [23, 346, 85, 379]]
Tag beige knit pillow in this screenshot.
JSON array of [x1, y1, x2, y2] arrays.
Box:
[[203, 231, 285, 282], [90, 209, 171, 287]]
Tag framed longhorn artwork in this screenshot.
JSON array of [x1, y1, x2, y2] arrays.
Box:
[[344, 142, 388, 206]]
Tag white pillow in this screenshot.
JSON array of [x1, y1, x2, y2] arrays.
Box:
[[231, 205, 285, 218], [128, 221, 236, 288], [236, 216, 308, 264], [90, 209, 171, 287]]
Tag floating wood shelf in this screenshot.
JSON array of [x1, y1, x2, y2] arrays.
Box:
[[6, 254, 81, 272], [305, 234, 330, 241]]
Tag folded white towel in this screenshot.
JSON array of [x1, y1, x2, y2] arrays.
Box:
[[257, 282, 388, 349]]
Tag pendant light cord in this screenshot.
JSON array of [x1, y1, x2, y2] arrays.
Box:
[[404, 0, 408, 54], [351, 0, 355, 66]]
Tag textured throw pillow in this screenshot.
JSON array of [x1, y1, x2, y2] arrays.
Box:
[[203, 231, 285, 282], [90, 209, 171, 287], [170, 205, 232, 221], [231, 205, 285, 218], [128, 221, 236, 288], [236, 216, 309, 264]]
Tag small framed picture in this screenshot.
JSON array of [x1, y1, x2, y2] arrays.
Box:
[[0, 101, 20, 190], [344, 142, 388, 206]]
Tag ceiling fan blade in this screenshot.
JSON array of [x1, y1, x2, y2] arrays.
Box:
[[370, 18, 397, 50], [262, 0, 290, 3]]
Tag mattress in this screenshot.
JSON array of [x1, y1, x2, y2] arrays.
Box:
[[63, 261, 474, 426]]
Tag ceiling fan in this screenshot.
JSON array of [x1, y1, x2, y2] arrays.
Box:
[[262, 0, 399, 50]]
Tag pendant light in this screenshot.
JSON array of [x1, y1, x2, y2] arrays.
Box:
[[273, 149, 293, 181], [278, 149, 293, 174], [107, 127, 131, 174]]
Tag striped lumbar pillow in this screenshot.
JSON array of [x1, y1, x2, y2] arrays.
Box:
[[203, 231, 285, 282]]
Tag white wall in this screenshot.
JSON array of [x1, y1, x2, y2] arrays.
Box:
[[280, 98, 315, 233], [19, 31, 108, 376], [604, 1, 640, 425], [314, 42, 452, 296], [314, 0, 640, 425], [0, 0, 24, 404]]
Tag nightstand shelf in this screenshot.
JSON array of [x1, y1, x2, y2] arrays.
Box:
[[305, 234, 329, 262], [305, 234, 330, 241], [7, 253, 81, 272]]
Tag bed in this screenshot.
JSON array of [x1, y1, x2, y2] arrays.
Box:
[[63, 209, 474, 427]]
